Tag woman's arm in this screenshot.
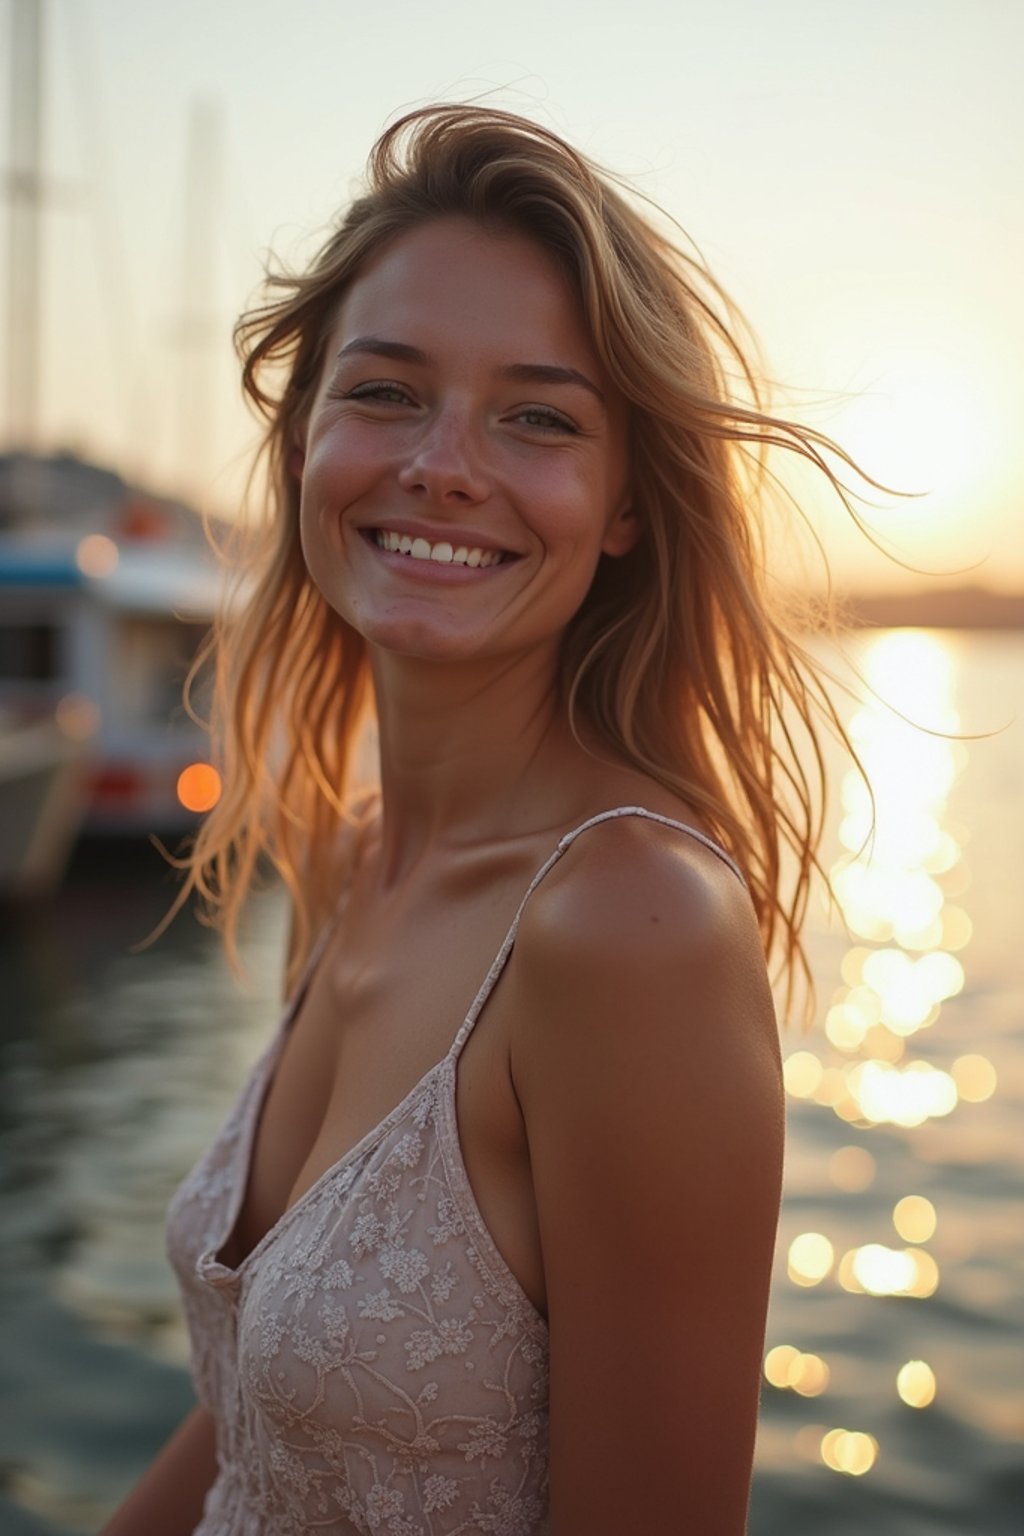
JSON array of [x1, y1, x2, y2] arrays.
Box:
[[100, 1403, 218, 1536], [510, 817, 784, 1535]]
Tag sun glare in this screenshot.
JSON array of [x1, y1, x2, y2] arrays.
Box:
[[837, 362, 987, 498], [794, 352, 1003, 579]]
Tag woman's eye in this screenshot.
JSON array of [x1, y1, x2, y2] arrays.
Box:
[[514, 405, 578, 434], [344, 382, 414, 405]]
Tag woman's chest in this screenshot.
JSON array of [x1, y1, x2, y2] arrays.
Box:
[[223, 885, 547, 1318]]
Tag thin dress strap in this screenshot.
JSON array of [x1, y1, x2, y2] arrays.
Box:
[[447, 805, 745, 1060]]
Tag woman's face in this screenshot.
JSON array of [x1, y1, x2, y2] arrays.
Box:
[[298, 216, 634, 665]]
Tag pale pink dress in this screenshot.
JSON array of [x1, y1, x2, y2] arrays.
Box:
[[166, 807, 745, 1535]]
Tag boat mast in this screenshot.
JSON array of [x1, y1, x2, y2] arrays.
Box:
[[174, 96, 222, 501], [6, 0, 45, 449]]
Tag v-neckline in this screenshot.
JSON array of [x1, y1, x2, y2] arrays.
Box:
[[206, 849, 509, 1279], [209, 1038, 450, 1279]]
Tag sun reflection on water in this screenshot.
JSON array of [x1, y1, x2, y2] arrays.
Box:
[[892, 1195, 937, 1243], [828, 1145, 876, 1191], [764, 1345, 831, 1396], [820, 1428, 879, 1476], [768, 629, 999, 1476], [896, 1359, 937, 1408]]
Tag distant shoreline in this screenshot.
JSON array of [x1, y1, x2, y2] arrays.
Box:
[[823, 587, 1024, 630]]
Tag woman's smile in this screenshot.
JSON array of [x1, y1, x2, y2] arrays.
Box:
[[362, 521, 521, 577], [372, 529, 508, 568]]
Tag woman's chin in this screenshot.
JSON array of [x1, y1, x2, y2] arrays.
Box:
[[361, 619, 496, 667]]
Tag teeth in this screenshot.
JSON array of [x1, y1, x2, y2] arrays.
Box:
[[374, 529, 505, 568]]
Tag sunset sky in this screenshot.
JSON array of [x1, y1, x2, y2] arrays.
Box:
[[6, 0, 1022, 592]]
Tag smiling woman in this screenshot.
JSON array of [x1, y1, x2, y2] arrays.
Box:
[[108, 106, 875, 1536]]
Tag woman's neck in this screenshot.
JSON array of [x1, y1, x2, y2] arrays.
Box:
[[368, 645, 595, 885]]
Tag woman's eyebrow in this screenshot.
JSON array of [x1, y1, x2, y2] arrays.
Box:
[[335, 336, 427, 366], [335, 337, 605, 406]]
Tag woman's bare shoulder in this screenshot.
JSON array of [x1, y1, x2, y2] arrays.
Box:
[[524, 803, 757, 971], [510, 804, 779, 1092]]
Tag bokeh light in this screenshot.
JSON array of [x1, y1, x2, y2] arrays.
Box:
[[811, 1067, 849, 1110], [764, 1344, 800, 1387], [820, 1428, 879, 1476], [844, 1059, 958, 1127], [862, 1025, 906, 1063], [764, 1346, 831, 1396], [787, 1233, 835, 1287], [783, 1051, 823, 1098], [940, 906, 973, 950], [851, 1244, 917, 1296], [892, 1196, 937, 1243], [54, 692, 101, 740], [903, 1249, 940, 1299], [828, 1145, 876, 1192], [838, 1244, 940, 1298], [790, 1353, 831, 1397], [75, 533, 120, 577], [896, 1360, 937, 1408], [952, 1054, 998, 1102], [177, 762, 223, 813]]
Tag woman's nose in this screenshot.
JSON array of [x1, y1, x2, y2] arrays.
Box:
[[396, 412, 489, 503]]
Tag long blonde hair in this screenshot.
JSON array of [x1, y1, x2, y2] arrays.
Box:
[[168, 105, 872, 1014]]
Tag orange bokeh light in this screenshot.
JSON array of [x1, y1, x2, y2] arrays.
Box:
[[177, 762, 222, 813]]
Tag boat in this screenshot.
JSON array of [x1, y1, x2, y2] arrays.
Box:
[[0, 451, 225, 852]]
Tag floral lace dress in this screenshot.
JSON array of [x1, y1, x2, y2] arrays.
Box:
[[165, 807, 744, 1535]]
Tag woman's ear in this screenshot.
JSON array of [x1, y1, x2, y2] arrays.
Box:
[[288, 445, 306, 482], [601, 504, 640, 559]]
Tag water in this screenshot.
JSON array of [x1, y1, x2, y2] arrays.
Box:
[[1, 630, 1021, 1534]]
